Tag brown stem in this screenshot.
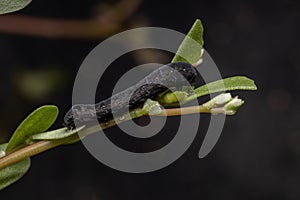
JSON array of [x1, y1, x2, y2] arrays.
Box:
[[0, 105, 225, 170], [158, 106, 226, 116], [0, 0, 142, 39], [158, 105, 210, 116], [0, 16, 121, 39], [0, 140, 61, 170]]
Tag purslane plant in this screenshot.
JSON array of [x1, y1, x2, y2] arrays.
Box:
[[0, 19, 257, 190]]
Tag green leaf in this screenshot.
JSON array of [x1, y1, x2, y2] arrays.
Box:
[[6, 105, 59, 153], [32, 126, 85, 141], [0, 0, 31, 15], [0, 143, 31, 191], [163, 76, 257, 107], [172, 19, 204, 64], [194, 76, 257, 97]]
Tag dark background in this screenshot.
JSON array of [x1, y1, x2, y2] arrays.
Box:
[[1, 0, 300, 199]]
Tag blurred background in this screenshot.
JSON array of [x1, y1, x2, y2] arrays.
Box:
[[1, 0, 300, 199]]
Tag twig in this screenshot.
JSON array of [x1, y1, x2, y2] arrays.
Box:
[[158, 105, 212, 116], [0, 16, 121, 38], [0, 105, 224, 170], [0, 0, 142, 39]]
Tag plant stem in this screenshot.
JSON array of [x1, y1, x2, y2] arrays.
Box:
[[158, 105, 211, 116], [0, 140, 61, 170], [0, 0, 141, 39], [0, 105, 226, 170]]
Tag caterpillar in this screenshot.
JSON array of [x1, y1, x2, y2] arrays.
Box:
[[64, 62, 198, 129]]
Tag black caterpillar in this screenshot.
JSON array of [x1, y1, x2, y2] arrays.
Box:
[[64, 62, 198, 129]]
